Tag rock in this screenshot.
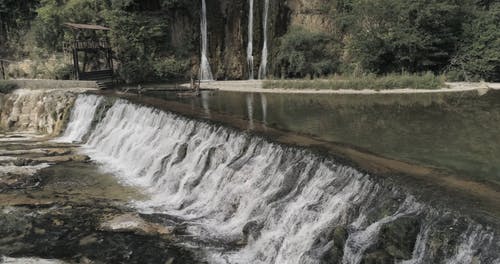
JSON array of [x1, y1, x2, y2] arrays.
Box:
[[318, 226, 348, 264], [79, 234, 98, 246], [31, 154, 90, 163], [100, 213, 174, 236], [0, 89, 76, 135], [361, 216, 421, 263]]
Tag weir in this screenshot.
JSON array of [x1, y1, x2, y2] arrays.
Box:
[[57, 93, 500, 264]]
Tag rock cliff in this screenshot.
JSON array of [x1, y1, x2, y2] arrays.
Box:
[[172, 0, 336, 80], [0, 89, 76, 135]]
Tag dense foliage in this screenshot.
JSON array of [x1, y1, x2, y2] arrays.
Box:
[[1, 0, 195, 83], [274, 0, 500, 81], [276, 27, 340, 78], [1, 0, 499, 82], [0, 80, 18, 93]]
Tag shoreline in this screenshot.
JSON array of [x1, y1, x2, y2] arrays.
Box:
[[190, 80, 498, 95]]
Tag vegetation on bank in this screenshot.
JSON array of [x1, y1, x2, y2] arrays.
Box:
[[0, 0, 499, 82], [0, 0, 195, 83], [263, 73, 446, 90], [273, 1, 500, 82], [0, 81, 19, 93]]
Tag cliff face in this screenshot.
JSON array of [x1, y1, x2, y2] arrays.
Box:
[[286, 0, 335, 33], [0, 90, 76, 135], [173, 0, 334, 80]]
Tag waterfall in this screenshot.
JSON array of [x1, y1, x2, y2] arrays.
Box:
[[62, 94, 499, 264], [55, 94, 102, 143], [200, 0, 214, 81], [258, 0, 269, 80], [247, 0, 255, 80]]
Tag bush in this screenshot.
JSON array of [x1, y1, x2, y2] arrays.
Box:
[[153, 57, 190, 81], [117, 60, 155, 84], [452, 4, 500, 82], [275, 26, 340, 78], [6, 57, 74, 80], [0, 81, 19, 93], [341, 0, 474, 74]]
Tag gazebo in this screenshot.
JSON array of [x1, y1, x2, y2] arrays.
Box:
[[64, 23, 114, 89]]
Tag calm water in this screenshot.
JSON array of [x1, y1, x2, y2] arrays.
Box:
[[144, 89, 500, 187]]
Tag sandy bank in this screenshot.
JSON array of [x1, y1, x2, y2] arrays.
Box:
[[192, 80, 499, 94]]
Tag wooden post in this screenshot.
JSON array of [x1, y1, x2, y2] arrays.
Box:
[[73, 48, 80, 80], [0, 60, 5, 80]]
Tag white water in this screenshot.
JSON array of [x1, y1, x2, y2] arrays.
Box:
[[258, 0, 269, 80], [55, 94, 102, 143], [1, 257, 66, 264], [200, 0, 214, 81], [62, 95, 499, 264], [247, 0, 255, 80]]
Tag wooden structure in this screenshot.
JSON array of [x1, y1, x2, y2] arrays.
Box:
[[0, 59, 9, 80], [64, 23, 113, 89]]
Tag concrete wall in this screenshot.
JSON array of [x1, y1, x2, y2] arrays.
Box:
[[5, 79, 98, 90]]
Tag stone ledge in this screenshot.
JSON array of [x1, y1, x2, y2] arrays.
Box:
[[5, 79, 98, 90]]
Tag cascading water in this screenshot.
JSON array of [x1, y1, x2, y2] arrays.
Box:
[[200, 0, 214, 81], [62, 94, 499, 264], [55, 94, 102, 143], [258, 0, 269, 80], [247, 0, 255, 80]]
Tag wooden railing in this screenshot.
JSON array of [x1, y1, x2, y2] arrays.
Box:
[[79, 69, 113, 81], [64, 41, 111, 51]]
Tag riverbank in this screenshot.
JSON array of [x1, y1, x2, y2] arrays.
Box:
[[192, 80, 498, 94]]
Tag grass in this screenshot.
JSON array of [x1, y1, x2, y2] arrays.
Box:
[[0, 81, 19, 94], [263, 72, 447, 90]]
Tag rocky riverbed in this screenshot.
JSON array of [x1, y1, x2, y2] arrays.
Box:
[[0, 132, 201, 263]]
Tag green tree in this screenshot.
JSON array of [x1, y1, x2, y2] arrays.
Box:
[[341, 0, 474, 74], [103, 9, 169, 82], [0, 0, 39, 57], [454, 3, 500, 81], [276, 26, 340, 78]]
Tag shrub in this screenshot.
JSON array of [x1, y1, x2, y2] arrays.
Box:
[[153, 57, 190, 81], [263, 72, 446, 90], [453, 4, 500, 82], [275, 26, 340, 78], [0, 81, 19, 93]]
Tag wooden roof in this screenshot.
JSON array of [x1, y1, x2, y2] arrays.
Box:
[[64, 23, 110, 31]]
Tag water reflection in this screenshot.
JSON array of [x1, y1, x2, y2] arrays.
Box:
[[201, 91, 211, 117], [143, 89, 500, 187], [246, 93, 254, 129], [261, 93, 268, 126]]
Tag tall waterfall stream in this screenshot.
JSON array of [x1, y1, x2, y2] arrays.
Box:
[[52, 94, 500, 264], [247, 0, 255, 80], [258, 0, 269, 80], [200, 0, 213, 81]]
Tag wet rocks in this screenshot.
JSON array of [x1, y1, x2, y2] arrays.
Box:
[[361, 216, 421, 263], [100, 213, 174, 236], [0, 203, 200, 264]]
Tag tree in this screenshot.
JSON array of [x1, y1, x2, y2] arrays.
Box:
[[276, 26, 340, 78], [342, 0, 474, 74], [0, 0, 39, 57], [454, 3, 500, 81]]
